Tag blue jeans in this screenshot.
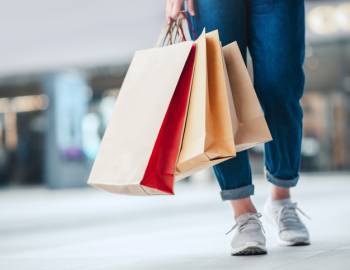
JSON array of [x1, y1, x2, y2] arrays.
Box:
[[188, 0, 305, 200]]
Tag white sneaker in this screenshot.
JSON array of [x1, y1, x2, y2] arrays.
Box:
[[227, 212, 267, 255], [264, 198, 310, 246]]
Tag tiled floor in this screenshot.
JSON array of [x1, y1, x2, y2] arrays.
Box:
[[1, 173, 349, 270]]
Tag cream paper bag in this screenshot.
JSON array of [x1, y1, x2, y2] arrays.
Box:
[[88, 41, 195, 195]]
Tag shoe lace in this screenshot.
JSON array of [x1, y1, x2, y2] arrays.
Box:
[[225, 213, 265, 235], [277, 202, 311, 231]]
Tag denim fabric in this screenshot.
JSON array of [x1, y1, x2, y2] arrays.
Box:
[[188, 0, 305, 200]]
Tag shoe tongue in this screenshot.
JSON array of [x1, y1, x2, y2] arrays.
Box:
[[270, 198, 292, 207], [235, 212, 258, 223]]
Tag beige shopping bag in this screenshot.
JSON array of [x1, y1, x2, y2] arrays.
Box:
[[88, 41, 196, 195], [176, 30, 237, 178], [223, 42, 272, 151]]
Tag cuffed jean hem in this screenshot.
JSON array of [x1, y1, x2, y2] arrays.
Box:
[[265, 170, 299, 188], [220, 184, 255, 201]]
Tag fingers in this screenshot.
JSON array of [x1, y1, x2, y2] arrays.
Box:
[[187, 0, 195, 16], [165, 0, 195, 24], [166, 0, 173, 24], [171, 0, 184, 20]]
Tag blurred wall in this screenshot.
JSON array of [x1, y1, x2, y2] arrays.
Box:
[[0, 0, 165, 77]]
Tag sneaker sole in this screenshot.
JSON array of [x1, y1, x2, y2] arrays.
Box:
[[278, 238, 310, 246], [231, 243, 267, 256]]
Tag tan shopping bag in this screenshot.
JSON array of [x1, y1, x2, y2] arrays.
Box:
[[88, 41, 196, 195], [223, 42, 272, 151], [176, 30, 237, 178]]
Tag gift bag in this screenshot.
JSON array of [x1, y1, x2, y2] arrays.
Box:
[[176, 30, 238, 177], [222, 42, 272, 151], [88, 39, 196, 195]]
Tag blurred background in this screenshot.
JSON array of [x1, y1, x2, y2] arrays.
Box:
[[0, 0, 349, 188]]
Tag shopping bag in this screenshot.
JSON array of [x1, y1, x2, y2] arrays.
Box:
[[222, 42, 272, 151], [88, 41, 196, 195], [176, 30, 237, 178]]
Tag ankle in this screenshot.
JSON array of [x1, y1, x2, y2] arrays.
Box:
[[230, 197, 257, 218], [271, 186, 290, 201]]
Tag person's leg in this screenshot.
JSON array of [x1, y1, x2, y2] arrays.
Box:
[[248, 0, 309, 245], [247, 0, 305, 193], [188, 0, 255, 215], [189, 1, 266, 255]]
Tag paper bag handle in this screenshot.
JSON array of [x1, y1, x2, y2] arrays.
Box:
[[156, 12, 191, 47]]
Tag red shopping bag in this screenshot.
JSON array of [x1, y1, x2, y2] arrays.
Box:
[[141, 45, 196, 194]]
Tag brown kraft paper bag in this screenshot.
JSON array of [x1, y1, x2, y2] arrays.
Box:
[[223, 42, 272, 151], [176, 30, 238, 179]]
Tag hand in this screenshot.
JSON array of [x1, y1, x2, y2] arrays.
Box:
[[166, 0, 195, 24]]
